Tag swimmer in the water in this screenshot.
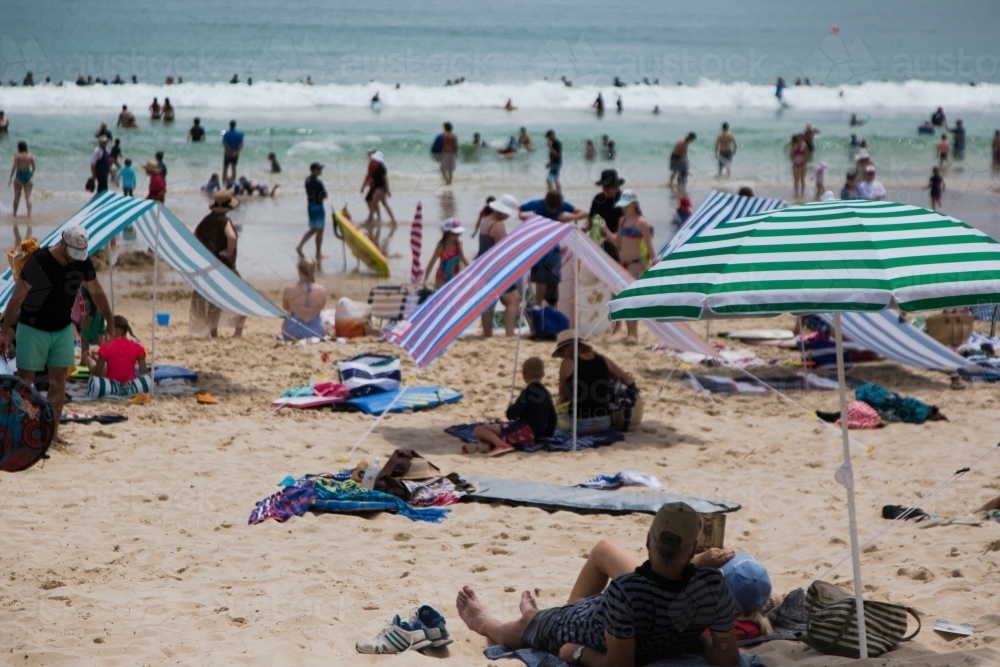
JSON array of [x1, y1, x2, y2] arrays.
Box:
[[149, 97, 162, 120], [117, 104, 139, 128], [498, 136, 518, 157], [518, 127, 534, 151], [504, 98, 517, 111]]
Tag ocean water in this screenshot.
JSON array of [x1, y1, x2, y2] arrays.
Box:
[[1, 0, 999, 273]]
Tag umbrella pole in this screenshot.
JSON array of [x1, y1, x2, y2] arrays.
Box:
[[991, 305, 998, 338], [508, 281, 527, 404], [834, 312, 868, 659], [150, 205, 161, 398], [573, 255, 579, 452]]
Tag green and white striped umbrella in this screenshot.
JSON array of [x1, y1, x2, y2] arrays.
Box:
[[610, 200, 1000, 321]]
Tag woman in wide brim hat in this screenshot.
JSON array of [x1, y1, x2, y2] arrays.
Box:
[[190, 189, 246, 337], [142, 159, 160, 174], [551, 329, 637, 433], [144, 160, 166, 203], [209, 189, 240, 212]]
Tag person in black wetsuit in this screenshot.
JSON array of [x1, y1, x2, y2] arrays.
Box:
[[588, 169, 624, 262]]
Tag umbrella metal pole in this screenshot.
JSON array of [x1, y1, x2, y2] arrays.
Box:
[[508, 281, 527, 404], [573, 255, 579, 452], [150, 206, 161, 398], [834, 312, 868, 659], [991, 305, 998, 338]]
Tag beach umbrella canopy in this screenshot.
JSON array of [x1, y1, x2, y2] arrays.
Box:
[[611, 200, 1000, 321], [609, 199, 1000, 659]]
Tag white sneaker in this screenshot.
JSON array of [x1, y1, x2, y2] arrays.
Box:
[[356, 615, 431, 654]]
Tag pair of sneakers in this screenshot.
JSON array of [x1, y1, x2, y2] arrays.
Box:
[[356, 605, 453, 654]]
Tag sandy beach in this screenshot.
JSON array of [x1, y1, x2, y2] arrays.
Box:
[[4, 271, 1000, 665]]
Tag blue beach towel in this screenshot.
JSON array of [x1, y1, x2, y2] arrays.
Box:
[[484, 645, 764, 667], [445, 423, 623, 452], [347, 386, 462, 415], [152, 365, 198, 383]]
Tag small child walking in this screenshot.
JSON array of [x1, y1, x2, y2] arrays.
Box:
[[924, 166, 945, 211], [117, 158, 136, 197], [671, 196, 693, 229], [471, 357, 556, 457], [812, 161, 827, 200]]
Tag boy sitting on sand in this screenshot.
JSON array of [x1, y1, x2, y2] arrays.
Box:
[[471, 357, 556, 457]]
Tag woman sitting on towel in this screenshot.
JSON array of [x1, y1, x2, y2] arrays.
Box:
[[552, 329, 637, 433], [282, 257, 327, 340]]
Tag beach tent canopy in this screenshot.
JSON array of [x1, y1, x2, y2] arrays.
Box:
[[0, 191, 283, 319], [816, 310, 981, 373], [613, 200, 1000, 321], [386, 216, 716, 369], [658, 190, 788, 260]]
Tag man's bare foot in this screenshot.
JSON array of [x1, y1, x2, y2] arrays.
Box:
[[624, 335, 639, 345], [519, 591, 538, 614], [53, 434, 71, 446], [456, 586, 491, 635], [295, 246, 304, 258]]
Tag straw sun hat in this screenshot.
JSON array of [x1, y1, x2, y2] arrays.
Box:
[[210, 190, 240, 211]]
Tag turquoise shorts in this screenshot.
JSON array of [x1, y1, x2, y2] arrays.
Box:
[[16, 323, 76, 371]]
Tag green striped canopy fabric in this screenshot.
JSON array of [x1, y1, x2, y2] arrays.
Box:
[[610, 200, 1000, 321]]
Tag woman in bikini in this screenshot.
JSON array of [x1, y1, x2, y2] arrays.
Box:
[[478, 194, 522, 337], [8, 141, 36, 232], [789, 133, 808, 199], [423, 218, 468, 290], [281, 256, 328, 340], [149, 97, 162, 120], [162, 98, 175, 122], [603, 189, 655, 344]]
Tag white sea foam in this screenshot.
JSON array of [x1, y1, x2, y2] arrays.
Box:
[[1, 79, 998, 112]]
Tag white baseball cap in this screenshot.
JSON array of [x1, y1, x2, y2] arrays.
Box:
[[615, 188, 640, 208], [489, 193, 519, 217], [62, 226, 89, 261], [865, 165, 876, 174], [442, 218, 465, 234]]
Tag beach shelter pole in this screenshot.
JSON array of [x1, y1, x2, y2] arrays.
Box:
[[834, 312, 868, 659], [108, 236, 116, 313], [572, 253, 579, 451], [149, 205, 161, 398], [508, 281, 527, 404], [991, 305, 998, 338]]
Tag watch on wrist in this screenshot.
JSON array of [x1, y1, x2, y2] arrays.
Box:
[[572, 645, 586, 664]]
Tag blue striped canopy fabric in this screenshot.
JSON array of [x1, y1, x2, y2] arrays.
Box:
[[135, 205, 284, 318], [658, 190, 788, 260], [817, 310, 975, 372], [0, 192, 283, 319], [0, 191, 156, 310], [386, 216, 574, 369]]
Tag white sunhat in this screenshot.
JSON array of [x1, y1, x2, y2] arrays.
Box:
[[442, 217, 465, 235], [62, 226, 89, 261], [615, 188, 640, 208], [489, 193, 519, 217], [371, 151, 385, 164]]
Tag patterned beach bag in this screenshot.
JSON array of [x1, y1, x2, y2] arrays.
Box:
[[805, 580, 920, 658]]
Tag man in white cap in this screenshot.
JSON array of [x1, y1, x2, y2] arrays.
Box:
[[2, 226, 115, 444], [857, 165, 886, 201], [456, 502, 740, 667]]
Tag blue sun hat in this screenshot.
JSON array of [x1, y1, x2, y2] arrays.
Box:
[[721, 551, 772, 613]]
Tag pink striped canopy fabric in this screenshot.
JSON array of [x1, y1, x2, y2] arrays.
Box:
[[410, 202, 423, 286], [563, 231, 718, 357], [386, 216, 573, 368]]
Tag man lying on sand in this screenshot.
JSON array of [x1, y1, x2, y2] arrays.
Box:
[[457, 502, 740, 667]]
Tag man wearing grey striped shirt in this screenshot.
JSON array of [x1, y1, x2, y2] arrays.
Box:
[[456, 502, 739, 667]]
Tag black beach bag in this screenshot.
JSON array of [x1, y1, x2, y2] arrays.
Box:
[[805, 580, 920, 658]]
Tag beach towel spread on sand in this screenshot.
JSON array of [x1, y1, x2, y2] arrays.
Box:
[[248, 476, 449, 524], [445, 423, 623, 452], [461, 475, 740, 516], [683, 372, 841, 394], [337, 354, 401, 397], [347, 386, 462, 415]]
